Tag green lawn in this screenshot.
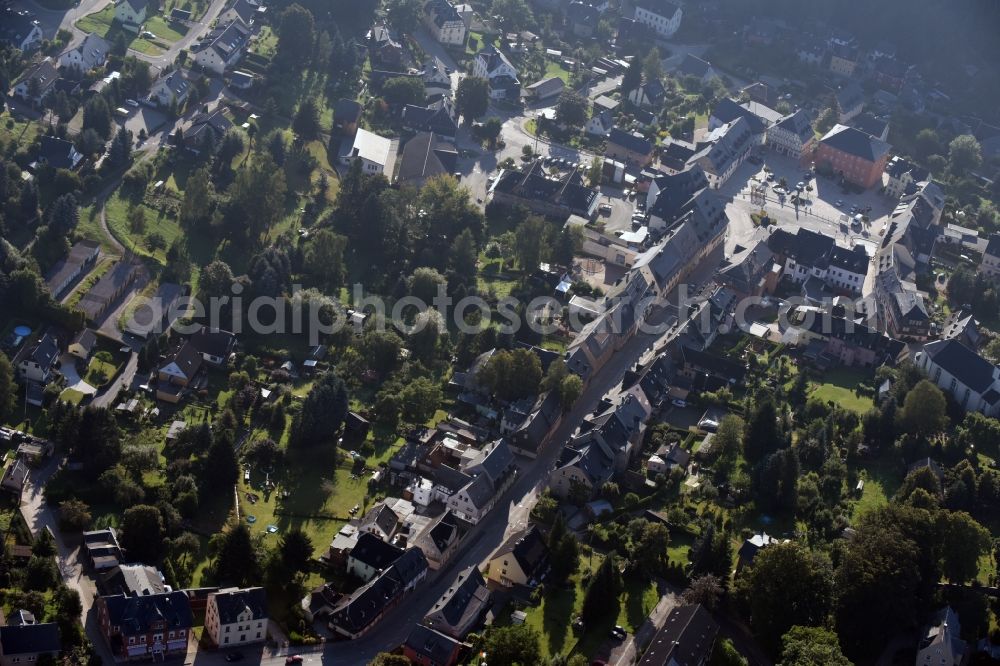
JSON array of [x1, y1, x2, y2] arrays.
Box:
[[810, 367, 875, 414], [75, 5, 178, 55], [250, 25, 278, 58], [544, 60, 571, 83], [85, 357, 118, 387], [58, 388, 86, 405], [103, 193, 182, 264]]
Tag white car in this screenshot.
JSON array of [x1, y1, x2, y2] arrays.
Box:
[[773, 187, 787, 195]]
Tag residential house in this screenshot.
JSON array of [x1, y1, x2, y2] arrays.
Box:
[[605, 127, 654, 167], [767, 109, 815, 161], [716, 238, 778, 298], [402, 98, 458, 138], [413, 512, 461, 570], [446, 439, 515, 524], [782, 306, 906, 369], [0, 459, 30, 497], [176, 108, 234, 153], [852, 112, 889, 142], [814, 124, 891, 189], [114, 0, 148, 33], [189, 327, 236, 366], [329, 548, 428, 639], [11, 59, 59, 105], [422, 57, 452, 99], [632, 0, 681, 38], [339, 128, 393, 176], [328, 524, 359, 566], [828, 41, 859, 77], [0, 9, 43, 51], [45, 239, 100, 297], [647, 442, 690, 476], [17, 334, 59, 384], [358, 502, 401, 542], [523, 76, 564, 103], [767, 227, 868, 294], [204, 587, 268, 648], [489, 160, 600, 219], [686, 117, 753, 188], [639, 604, 717, 666], [334, 98, 363, 136], [0, 623, 61, 666], [586, 109, 614, 137], [402, 625, 465, 666], [170, 7, 193, 21], [915, 339, 1000, 416], [626, 78, 665, 110], [550, 436, 616, 499], [217, 0, 261, 29], [422, 567, 491, 639], [156, 342, 202, 403], [980, 233, 1000, 282], [472, 45, 520, 100], [874, 265, 929, 340], [486, 526, 548, 588], [366, 23, 403, 69], [397, 132, 458, 188], [675, 54, 716, 84], [834, 82, 864, 122], [941, 310, 982, 349], [737, 532, 780, 572], [708, 98, 780, 146], [566, 1, 601, 38], [36, 135, 84, 171], [149, 68, 194, 107], [193, 20, 250, 74], [228, 70, 255, 89], [885, 156, 930, 200], [347, 533, 403, 582], [58, 33, 111, 73], [422, 0, 466, 46], [68, 329, 98, 360], [871, 55, 909, 91], [916, 607, 967, 666], [97, 591, 193, 661]]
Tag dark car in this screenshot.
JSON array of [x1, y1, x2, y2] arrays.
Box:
[[225, 653, 244, 662], [610, 625, 627, 640], [286, 657, 303, 665]]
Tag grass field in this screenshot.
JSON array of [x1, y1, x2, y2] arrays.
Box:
[[75, 6, 181, 55], [102, 194, 182, 264], [249, 25, 278, 58], [58, 388, 86, 405], [810, 367, 875, 414], [85, 356, 118, 386], [544, 59, 572, 83]]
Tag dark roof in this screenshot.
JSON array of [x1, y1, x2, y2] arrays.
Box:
[[639, 604, 718, 665], [397, 132, 458, 182], [349, 532, 403, 571], [161, 341, 203, 380], [493, 526, 547, 580], [334, 98, 363, 124], [680, 346, 745, 383], [170, 7, 192, 19], [469, 438, 514, 487], [767, 227, 835, 267], [387, 548, 428, 587], [0, 623, 61, 656], [984, 232, 1000, 258], [28, 334, 59, 370], [492, 161, 599, 217], [649, 168, 710, 223], [835, 82, 864, 112], [819, 124, 890, 162], [710, 98, 768, 135], [427, 512, 459, 554], [189, 327, 235, 359], [852, 112, 888, 138], [71, 328, 98, 352], [404, 624, 463, 663], [923, 339, 998, 393], [38, 136, 79, 170], [101, 591, 194, 635], [0, 9, 41, 48], [567, 1, 599, 25], [608, 127, 653, 156], [360, 503, 399, 536], [677, 54, 713, 79], [828, 245, 868, 274], [122, 0, 148, 13], [402, 102, 458, 137], [772, 109, 814, 143], [424, 566, 490, 636], [211, 587, 268, 623]]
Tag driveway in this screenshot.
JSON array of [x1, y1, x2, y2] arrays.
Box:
[[59, 354, 97, 395], [91, 350, 138, 408]]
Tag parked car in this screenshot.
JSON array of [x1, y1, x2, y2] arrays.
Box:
[[835, 199, 844, 207], [672, 399, 687, 408], [285, 657, 303, 665], [225, 653, 244, 662], [610, 625, 627, 640], [598, 203, 613, 215]]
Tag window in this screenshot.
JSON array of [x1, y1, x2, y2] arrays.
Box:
[[257, 632, 262, 639]]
